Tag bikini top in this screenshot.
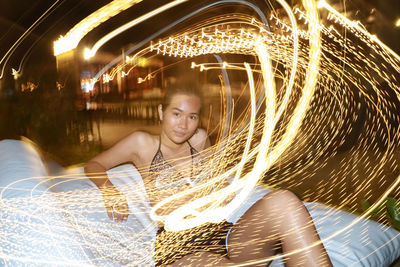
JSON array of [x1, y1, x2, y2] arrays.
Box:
[[149, 136, 203, 190]]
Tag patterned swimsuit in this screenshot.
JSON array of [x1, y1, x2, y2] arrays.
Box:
[[148, 136, 233, 266], [149, 136, 200, 190]]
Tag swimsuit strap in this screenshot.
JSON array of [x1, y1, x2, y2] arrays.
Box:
[[187, 140, 198, 158], [149, 136, 164, 173], [187, 139, 194, 150], [149, 135, 202, 190], [149, 135, 198, 175], [157, 135, 162, 152]]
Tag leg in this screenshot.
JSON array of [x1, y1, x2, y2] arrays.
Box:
[[227, 189, 332, 267]]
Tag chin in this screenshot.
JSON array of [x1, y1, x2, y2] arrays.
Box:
[[173, 136, 189, 144], [172, 133, 193, 144]]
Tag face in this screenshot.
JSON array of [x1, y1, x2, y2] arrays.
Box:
[[159, 93, 201, 144]]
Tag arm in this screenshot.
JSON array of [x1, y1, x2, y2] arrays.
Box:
[[85, 137, 132, 185], [189, 128, 211, 152], [84, 161, 114, 188], [84, 131, 146, 221]]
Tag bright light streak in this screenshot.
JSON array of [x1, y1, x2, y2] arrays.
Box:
[[5, 0, 400, 265], [97, 0, 400, 235], [150, 0, 320, 233], [83, 0, 188, 60], [54, 0, 143, 56], [11, 68, 20, 80], [396, 18, 400, 27], [321, 0, 400, 62], [0, 0, 62, 79], [161, 60, 264, 230]]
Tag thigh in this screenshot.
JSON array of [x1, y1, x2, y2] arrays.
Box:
[[155, 221, 232, 266], [227, 193, 283, 265]]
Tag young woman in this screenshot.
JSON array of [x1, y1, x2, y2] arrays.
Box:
[[84, 86, 332, 266]]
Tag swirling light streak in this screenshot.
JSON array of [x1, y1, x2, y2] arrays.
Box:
[[236, 1, 324, 264], [318, 0, 400, 64], [0, 0, 63, 79], [147, 0, 319, 232], [158, 4, 322, 266], [83, 0, 188, 60], [53, 0, 143, 56], [3, 0, 400, 265], [83, 0, 400, 230]]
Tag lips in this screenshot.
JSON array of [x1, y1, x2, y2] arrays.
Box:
[[174, 131, 186, 137]]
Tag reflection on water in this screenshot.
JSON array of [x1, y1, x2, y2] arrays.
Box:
[[0, 91, 161, 166]]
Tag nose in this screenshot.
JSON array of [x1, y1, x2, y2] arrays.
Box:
[[178, 116, 188, 129]]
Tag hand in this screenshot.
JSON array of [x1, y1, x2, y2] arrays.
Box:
[[100, 185, 130, 222]]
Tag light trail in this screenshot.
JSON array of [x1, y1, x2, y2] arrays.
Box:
[[3, 0, 400, 265], [53, 0, 144, 56], [0, 0, 63, 79], [83, 0, 188, 60], [147, 0, 321, 231]]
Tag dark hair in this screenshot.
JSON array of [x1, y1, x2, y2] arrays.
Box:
[[161, 82, 203, 110]]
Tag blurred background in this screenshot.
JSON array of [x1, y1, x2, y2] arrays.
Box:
[[0, 0, 398, 166]]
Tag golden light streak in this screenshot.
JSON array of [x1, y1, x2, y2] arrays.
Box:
[[318, 0, 400, 62], [0, 0, 62, 79], [83, 0, 188, 60], [4, 0, 400, 265], [396, 18, 400, 27], [149, 0, 321, 233], [53, 0, 143, 56], [88, 0, 400, 235], [233, 0, 322, 264]]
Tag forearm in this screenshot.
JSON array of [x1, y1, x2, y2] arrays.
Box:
[[85, 161, 129, 221], [84, 161, 114, 189]]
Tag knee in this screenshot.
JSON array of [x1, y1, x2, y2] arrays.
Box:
[[270, 189, 299, 200], [258, 189, 302, 211]]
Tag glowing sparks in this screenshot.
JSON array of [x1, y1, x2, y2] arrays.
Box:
[[83, 0, 188, 60], [148, 0, 322, 232], [4, 0, 400, 265], [54, 0, 143, 56], [64, 0, 400, 237]]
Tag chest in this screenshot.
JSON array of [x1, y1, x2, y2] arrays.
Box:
[[151, 150, 195, 179]]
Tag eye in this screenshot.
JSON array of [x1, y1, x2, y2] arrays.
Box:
[[173, 112, 180, 117], [190, 115, 198, 120]]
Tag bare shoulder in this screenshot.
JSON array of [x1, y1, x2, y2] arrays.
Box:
[[126, 130, 152, 142], [121, 131, 159, 164], [125, 131, 156, 150], [189, 128, 210, 151], [86, 130, 158, 171]]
